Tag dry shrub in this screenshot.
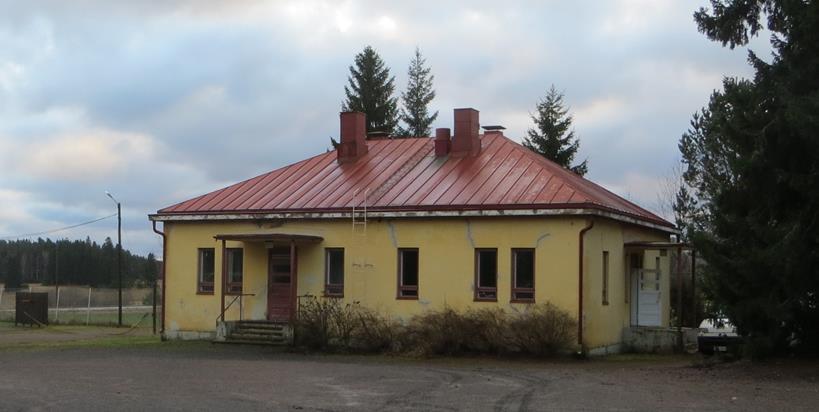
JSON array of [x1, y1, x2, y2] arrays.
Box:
[[505, 303, 577, 356], [402, 307, 474, 355], [404, 304, 576, 357], [294, 295, 343, 350], [296, 297, 576, 357], [350, 306, 403, 353], [295, 295, 401, 352]]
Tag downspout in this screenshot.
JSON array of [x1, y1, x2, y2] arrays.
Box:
[[578, 219, 595, 352], [151, 221, 167, 337]]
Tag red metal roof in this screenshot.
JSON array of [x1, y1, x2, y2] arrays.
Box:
[[157, 133, 673, 228]]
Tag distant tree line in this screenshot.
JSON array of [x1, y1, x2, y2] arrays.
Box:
[[0, 238, 158, 289]]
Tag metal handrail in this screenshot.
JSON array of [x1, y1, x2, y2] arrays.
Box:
[[215, 293, 255, 323]]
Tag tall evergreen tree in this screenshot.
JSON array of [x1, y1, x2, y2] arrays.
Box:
[[676, 0, 819, 355], [397, 47, 438, 137], [342, 46, 399, 135], [523, 86, 588, 176]]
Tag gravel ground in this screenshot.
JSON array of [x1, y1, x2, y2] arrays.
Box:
[[0, 331, 817, 411]]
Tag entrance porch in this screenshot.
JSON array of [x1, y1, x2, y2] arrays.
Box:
[[623, 241, 696, 353], [211, 233, 322, 344]]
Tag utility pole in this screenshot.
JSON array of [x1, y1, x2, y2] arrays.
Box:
[[107, 191, 123, 327], [55, 241, 59, 322]]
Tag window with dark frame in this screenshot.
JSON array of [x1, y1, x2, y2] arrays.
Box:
[[397, 248, 419, 299], [197, 248, 215, 294], [475, 249, 498, 301], [512, 249, 535, 302], [325, 248, 344, 297], [226, 248, 243, 294], [602, 251, 610, 305]]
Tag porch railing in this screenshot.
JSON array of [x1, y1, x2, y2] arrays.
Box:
[[215, 293, 255, 324]]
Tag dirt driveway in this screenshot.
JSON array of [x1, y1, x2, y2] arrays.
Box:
[[0, 327, 817, 411]]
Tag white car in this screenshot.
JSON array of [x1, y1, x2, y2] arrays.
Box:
[[698, 318, 742, 355]]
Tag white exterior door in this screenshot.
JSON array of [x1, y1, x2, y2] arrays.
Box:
[[636, 268, 661, 327]]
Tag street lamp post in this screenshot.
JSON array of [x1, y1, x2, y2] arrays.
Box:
[[106, 191, 123, 327]]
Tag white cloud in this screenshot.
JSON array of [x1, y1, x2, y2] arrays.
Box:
[[598, 171, 670, 217], [16, 129, 157, 182], [574, 96, 629, 129], [0, 189, 33, 232]]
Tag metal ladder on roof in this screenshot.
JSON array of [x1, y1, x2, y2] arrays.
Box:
[[351, 188, 369, 237], [351, 189, 372, 274]]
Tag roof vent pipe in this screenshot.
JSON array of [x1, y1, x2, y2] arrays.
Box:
[[451, 108, 480, 157], [338, 111, 368, 163], [434, 128, 451, 157]]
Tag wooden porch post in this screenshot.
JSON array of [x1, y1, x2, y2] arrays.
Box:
[[220, 239, 226, 323], [289, 240, 297, 321]]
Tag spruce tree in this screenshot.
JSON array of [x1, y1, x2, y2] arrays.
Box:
[[342, 46, 399, 135], [523, 86, 588, 176], [397, 47, 438, 137], [677, 0, 819, 355]]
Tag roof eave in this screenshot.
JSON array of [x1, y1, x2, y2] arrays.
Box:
[[149, 204, 677, 234]]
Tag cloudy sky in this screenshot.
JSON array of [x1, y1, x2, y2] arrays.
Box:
[[0, 1, 770, 257]]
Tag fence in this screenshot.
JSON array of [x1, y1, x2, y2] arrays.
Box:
[[0, 284, 161, 329]]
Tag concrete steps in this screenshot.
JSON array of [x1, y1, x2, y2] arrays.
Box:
[[215, 320, 290, 346]]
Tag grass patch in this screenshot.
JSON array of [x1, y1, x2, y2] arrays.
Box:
[[0, 334, 161, 352]]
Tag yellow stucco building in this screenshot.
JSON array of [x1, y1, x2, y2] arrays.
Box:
[[149, 109, 677, 354]]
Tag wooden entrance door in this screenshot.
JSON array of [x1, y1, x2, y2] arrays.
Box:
[[267, 247, 293, 321]]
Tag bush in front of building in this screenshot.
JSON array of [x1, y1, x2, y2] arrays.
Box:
[[401, 307, 506, 356], [294, 297, 576, 357], [402, 304, 576, 357], [505, 303, 577, 356], [294, 296, 400, 352]]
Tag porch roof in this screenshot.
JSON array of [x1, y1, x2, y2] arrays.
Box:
[[213, 233, 324, 243]]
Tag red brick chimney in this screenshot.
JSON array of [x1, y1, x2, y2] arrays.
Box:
[[434, 128, 451, 157], [451, 108, 480, 157], [337, 112, 368, 163]]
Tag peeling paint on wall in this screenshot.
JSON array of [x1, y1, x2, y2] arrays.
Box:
[[535, 232, 551, 247], [387, 220, 398, 248], [465, 219, 476, 248]]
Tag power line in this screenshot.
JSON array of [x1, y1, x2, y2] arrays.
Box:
[[0, 213, 118, 240]]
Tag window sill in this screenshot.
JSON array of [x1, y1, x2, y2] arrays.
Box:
[[196, 291, 214, 295], [473, 297, 498, 302], [510, 299, 535, 304], [396, 296, 419, 300], [323, 294, 344, 298]]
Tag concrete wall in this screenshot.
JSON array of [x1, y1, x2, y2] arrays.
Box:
[[162, 215, 670, 349], [622, 327, 698, 354]]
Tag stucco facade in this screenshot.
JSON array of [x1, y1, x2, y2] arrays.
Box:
[[161, 215, 670, 351]]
